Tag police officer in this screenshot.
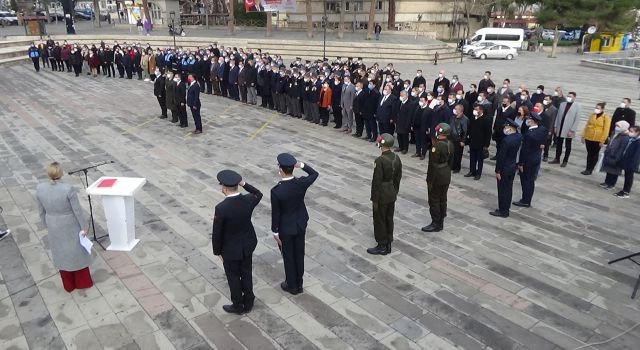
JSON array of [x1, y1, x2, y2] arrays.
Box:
[[367, 133, 402, 255], [212, 170, 263, 314], [514, 113, 547, 207], [422, 123, 454, 232], [271, 153, 319, 295], [490, 119, 522, 218]]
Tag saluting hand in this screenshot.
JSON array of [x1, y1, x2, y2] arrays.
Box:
[[294, 162, 301, 169], [239, 181, 246, 187]]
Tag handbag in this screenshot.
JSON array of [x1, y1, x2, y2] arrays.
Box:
[[595, 149, 605, 172]]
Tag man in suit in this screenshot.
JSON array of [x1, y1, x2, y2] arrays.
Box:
[[228, 59, 240, 101], [413, 69, 426, 88], [395, 91, 415, 154], [478, 71, 494, 94], [376, 84, 398, 135], [368, 134, 402, 255], [491, 96, 517, 160], [465, 105, 493, 180], [490, 119, 522, 218], [271, 154, 318, 295], [514, 114, 547, 207], [153, 69, 167, 119], [540, 96, 558, 161], [187, 74, 202, 134], [341, 75, 357, 133], [551, 91, 581, 167], [212, 170, 263, 314], [246, 60, 258, 105], [413, 96, 431, 160], [331, 76, 343, 129], [175, 73, 188, 128], [363, 81, 380, 141], [352, 82, 367, 137], [433, 70, 450, 97], [449, 75, 463, 96], [217, 57, 227, 97]]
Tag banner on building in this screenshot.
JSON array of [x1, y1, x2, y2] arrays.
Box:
[[244, 0, 296, 13]]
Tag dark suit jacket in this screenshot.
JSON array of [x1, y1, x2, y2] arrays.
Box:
[[187, 82, 201, 108], [495, 132, 522, 175], [396, 100, 415, 134], [494, 106, 517, 141], [212, 183, 263, 260], [270, 164, 319, 235], [228, 65, 239, 85], [175, 81, 187, 105], [363, 90, 380, 119], [376, 94, 398, 123], [467, 114, 493, 149], [353, 89, 367, 115]]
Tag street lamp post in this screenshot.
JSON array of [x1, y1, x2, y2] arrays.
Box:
[[169, 11, 176, 50], [322, 2, 328, 60]]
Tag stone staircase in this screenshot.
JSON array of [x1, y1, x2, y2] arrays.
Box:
[[0, 34, 459, 67]]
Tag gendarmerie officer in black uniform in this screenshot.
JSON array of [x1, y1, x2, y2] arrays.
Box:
[[422, 123, 454, 232], [271, 153, 319, 295], [490, 119, 522, 218], [367, 134, 402, 255], [514, 113, 547, 207], [212, 170, 263, 314]]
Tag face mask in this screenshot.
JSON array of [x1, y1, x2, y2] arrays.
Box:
[[174, 78, 180, 82], [503, 84, 508, 88], [355, 87, 361, 92], [521, 95, 527, 101], [427, 96, 434, 101], [543, 100, 550, 106], [344, 80, 350, 85], [419, 87, 424, 92], [615, 126, 623, 133], [448, 98, 454, 104], [394, 76, 400, 80], [404, 84, 409, 89], [503, 128, 511, 135], [386, 77, 392, 82], [629, 132, 639, 138], [487, 88, 493, 93], [553, 91, 559, 96], [594, 108, 602, 114], [416, 73, 422, 77], [473, 110, 479, 116], [437, 87, 444, 93], [438, 74, 443, 78], [525, 119, 532, 127], [517, 88, 523, 93], [620, 102, 627, 109], [451, 79, 457, 84], [383, 90, 390, 96], [419, 101, 425, 107], [566, 97, 573, 103], [536, 89, 542, 94], [483, 75, 488, 79], [456, 94, 462, 100], [477, 96, 483, 102], [411, 92, 417, 97], [368, 83, 374, 90]]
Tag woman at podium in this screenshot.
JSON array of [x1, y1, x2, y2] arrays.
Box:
[[36, 162, 93, 293]]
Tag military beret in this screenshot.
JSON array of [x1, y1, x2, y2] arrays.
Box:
[[357, 57, 363, 60], [376, 133, 395, 148], [277, 153, 297, 167], [504, 118, 518, 128], [217, 170, 242, 186]]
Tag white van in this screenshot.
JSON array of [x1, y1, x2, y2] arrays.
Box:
[[468, 28, 525, 50]]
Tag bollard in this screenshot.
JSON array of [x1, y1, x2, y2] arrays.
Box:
[[434, 52, 439, 65]]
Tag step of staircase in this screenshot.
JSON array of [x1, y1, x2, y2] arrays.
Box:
[[1, 34, 459, 66]]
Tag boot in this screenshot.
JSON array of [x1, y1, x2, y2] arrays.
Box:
[[385, 243, 391, 254], [421, 222, 442, 232], [366, 244, 388, 255], [437, 220, 444, 231]]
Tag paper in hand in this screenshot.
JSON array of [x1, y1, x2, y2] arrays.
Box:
[[79, 231, 93, 255]]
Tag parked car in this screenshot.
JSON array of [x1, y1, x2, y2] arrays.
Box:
[[542, 29, 567, 40], [462, 41, 497, 55], [36, 10, 65, 21], [74, 10, 92, 20], [472, 45, 518, 60], [0, 11, 18, 25]]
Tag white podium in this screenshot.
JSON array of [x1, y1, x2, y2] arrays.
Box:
[[87, 177, 146, 251]]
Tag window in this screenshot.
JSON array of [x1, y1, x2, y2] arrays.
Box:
[[346, 1, 363, 12], [325, 1, 338, 12], [375, 1, 383, 11], [149, 2, 162, 20], [484, 34, 521, 41], [471, 35, 481, 42]]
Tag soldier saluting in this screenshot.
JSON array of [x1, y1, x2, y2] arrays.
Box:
[[212, 170, 263, 315], [422, 123, 454, 232], [367, 133, 402, 255]]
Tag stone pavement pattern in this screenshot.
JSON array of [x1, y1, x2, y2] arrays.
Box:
[[1, 52, 640, 350]]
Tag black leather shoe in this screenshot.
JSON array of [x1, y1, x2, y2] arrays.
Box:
[[280, 282, 299, 295], [512, 201, 531, 208], [385, 244, 391, 254], [463, 172, 475, 177], [474, 175, 481, 180], [401, 150, 408, 154], [352, 134, 362, 138], [243, 301, 254, 313], [333, 125, 341, 129], [560, 162, 568, 167], [366, 245, 388, 255], [548, 159, 560, 164], [421, 223, 442, 232], [222, 304, 245, 315], [296, 287, 303, 294], [489, 156, 497, 161], [581, 170, 592, 175], [368, 138, 376, 142], [489, 210, 509, 218]]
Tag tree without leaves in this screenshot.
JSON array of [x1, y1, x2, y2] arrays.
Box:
[[306, 0, 313, 38], [366, 0, 375, 39], [338, 0, 346, 39]]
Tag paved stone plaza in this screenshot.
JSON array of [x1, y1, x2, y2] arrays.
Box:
[[0, 52, 639, 350]]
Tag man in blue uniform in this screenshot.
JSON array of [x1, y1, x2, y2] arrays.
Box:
[[514, 113, 547, 207], [212, 170, 263, 314], [490, 119, 522, 218], [271, 153, 319, 295]]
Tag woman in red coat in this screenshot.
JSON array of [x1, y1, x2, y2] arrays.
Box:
[[88, 52, 101, 77], [318, 81, 332, 126]]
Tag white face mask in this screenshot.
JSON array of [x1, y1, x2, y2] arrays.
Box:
[[427, 96, 433, 101], [477, 96, 483, 102], [456, 94, 462, 100], [448, 98, 454, 104], [473, 110, 479, 116], [487, 88, 493, 93], [383, 90, 390, 96], [543, 100, 550, 106], [566, 97, 574, 103], [386, 77, 392, 82], [620, 102, 627, 109], [418, 87, 424, 92], [615, 126, 623, 133], [483, 75, 488, 79], [521, 95, 527, 101], [594, 108, 602, 114], [418, 101, 425, 107], [553, 91, 559, 96], [438, 74, 443, 78], [536, 89, 542, 94], [416, 72, 421, 77], [503, 84, 508, 88], [411, 92, 417, 97]]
